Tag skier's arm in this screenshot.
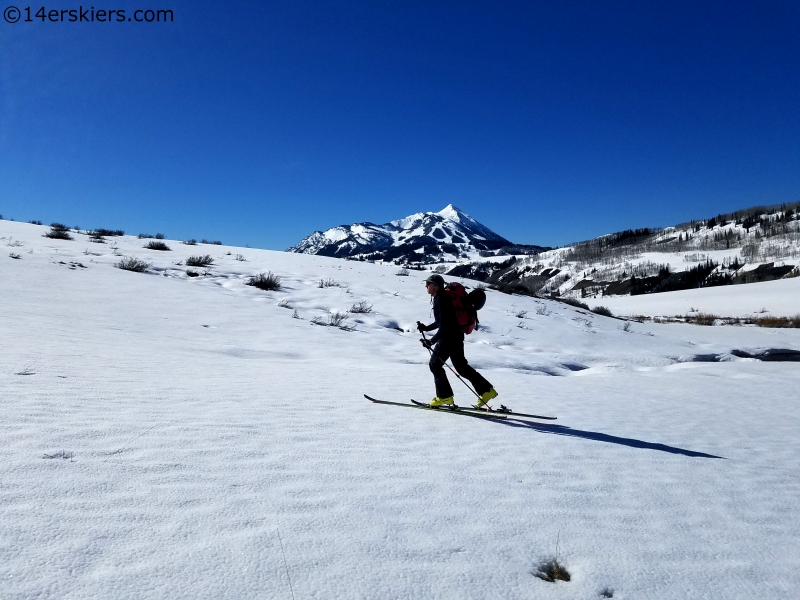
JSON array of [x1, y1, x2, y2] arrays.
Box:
[[416, 320, 437, 333], [428, 300, 443, 343]]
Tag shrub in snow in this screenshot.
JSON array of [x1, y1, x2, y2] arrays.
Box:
[[116, 257, 151, 273], [186, 270, 200, 277], [247, 271, 281, 291], [145, 241, 171, 251], [234, 254, 246, 261], [186, 255, 214, 267], [183, 239, 197, 245], [328, 312, 349, 327], [754, 315, 800, 328], [9, 253, 21, 259], [42, 450, 74, 460], [44, 223, 73, 240], [592, 306, 613, 317], [278, 298, 292, 309], [318, 278, 341, 288], [558, 297, 589, 310], [533, 557, 570, 583], [396, 268, 410, 276], [349, 300, 373, 314], [694, 313, 718, 326]]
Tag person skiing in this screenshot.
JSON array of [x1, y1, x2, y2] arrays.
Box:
[[417, 274, 498, 408]]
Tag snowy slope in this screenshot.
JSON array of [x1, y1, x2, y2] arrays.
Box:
[[287, 204, 513, 262], [448, 205, 800, 306], [2, 219, 800, 599]]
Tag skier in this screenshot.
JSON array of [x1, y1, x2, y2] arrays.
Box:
[[417, 274, 498, 407]]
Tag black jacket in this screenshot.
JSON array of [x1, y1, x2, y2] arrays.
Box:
[[423, 292, 463, 344]]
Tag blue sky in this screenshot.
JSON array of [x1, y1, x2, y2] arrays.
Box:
[[1, 1, 798, 249]]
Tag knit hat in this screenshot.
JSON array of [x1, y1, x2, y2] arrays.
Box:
[[424, 274, 445, 288]]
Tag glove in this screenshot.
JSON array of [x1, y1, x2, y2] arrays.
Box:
[[419, 338, 432, 349], [416, 321, 426, 333]]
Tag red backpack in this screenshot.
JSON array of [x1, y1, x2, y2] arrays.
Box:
[[445, 282, 479, 334]]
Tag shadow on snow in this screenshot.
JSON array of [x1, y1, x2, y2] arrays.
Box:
[[497, 419, 724, 459]]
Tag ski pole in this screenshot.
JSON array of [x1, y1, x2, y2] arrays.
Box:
[[421, 331, 481, 400]]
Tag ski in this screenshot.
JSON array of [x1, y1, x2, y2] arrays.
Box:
[[364, 395, 507, 420], [462, 404, 557, 420]]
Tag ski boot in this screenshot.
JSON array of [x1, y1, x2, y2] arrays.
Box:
[[475, 388, 498, 408], [429, 396, 455, 408]]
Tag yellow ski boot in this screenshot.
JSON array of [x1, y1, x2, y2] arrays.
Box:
[[429, 396, 455, 408], [475, 388, 498, 408]]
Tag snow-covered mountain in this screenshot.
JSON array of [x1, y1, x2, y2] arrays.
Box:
[[287, 204, 523, 264]]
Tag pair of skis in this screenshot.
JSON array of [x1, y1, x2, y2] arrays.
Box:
[[364, 395, 556, 421]]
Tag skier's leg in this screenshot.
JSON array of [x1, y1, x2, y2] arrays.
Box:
[[449, 339, 492, 396], [429, 341, 454, 399]]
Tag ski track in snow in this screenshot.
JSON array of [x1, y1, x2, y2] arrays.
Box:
[[1, 220, 799, 599]]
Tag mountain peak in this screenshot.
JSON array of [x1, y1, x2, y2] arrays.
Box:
[[287, 204, 511, 263], [436, 204, 468, 223]]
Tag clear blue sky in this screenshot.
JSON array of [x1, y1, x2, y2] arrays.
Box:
[[2, 1, 798, 249]]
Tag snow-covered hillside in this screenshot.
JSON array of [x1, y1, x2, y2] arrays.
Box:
[[2, 219, 800, 599], [287, 204, 520, 263], [448, 203, 800, 315]]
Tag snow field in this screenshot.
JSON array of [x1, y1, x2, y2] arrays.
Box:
[[2, 220, 799, 599]]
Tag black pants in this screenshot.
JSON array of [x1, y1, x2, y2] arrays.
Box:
[[429, 338, 492, 399]]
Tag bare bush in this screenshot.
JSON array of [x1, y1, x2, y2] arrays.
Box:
[[145, 241, 171, 251], [186, 254, 214, 267], [44, 223, 73, 240], [247, 271, 281, 291], [535, 304, 551, 316], [694, 313, 718, 326], [349, 300, 373, 314], [234, 254, 247, 261], [278, 298, 292, 309], [116, 256, 151, 272], [9, 252, 21, 259], [592, 306, 613, 317], [754, 315, 800, 328], [318, 278, 341, 288], [328, 311, 349, 327], [183, 239, 197, 245], [516, 310, 527, 318], [396, 268, 410, 276]]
